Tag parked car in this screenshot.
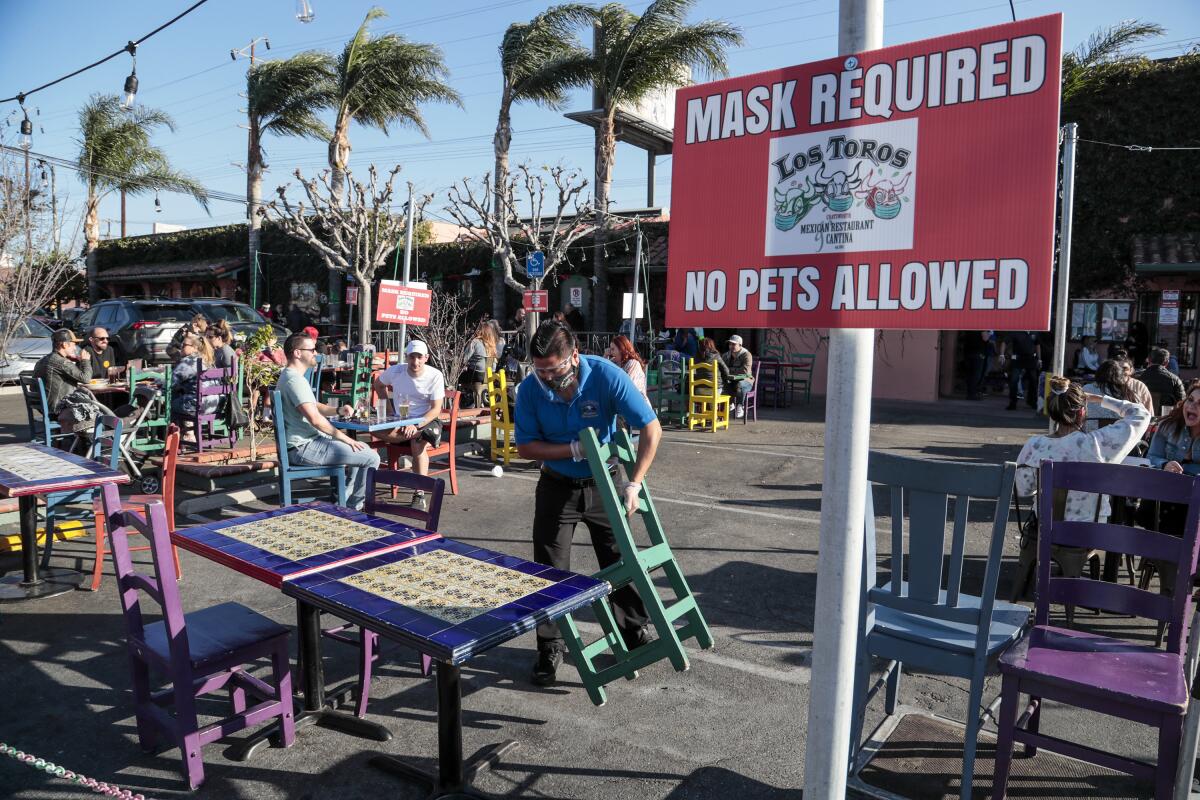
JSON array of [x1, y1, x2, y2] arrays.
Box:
[[73, 298, 197, 365], [33, 308, 64, 330], [0, 316, 54, 383], [187, 299, 288, 347]]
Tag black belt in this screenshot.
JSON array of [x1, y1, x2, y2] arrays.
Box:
[[540, 465, 614, 489]]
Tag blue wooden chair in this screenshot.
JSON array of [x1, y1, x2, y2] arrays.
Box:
[[19, 374, 65, 446], [270, 389, 346, 507], [303, 353, 324, 392], [850, 451, 1026, 800], [323, 469, 445, 717], [40, 415, 123, 571]]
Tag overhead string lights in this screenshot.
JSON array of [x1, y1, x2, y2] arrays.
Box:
[[18, 101, 32, 150], [120, 42, 138, 111]]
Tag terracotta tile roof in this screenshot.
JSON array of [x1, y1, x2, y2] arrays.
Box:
[[1132, 233, 1200, 269], [98, 257, 248, 281]]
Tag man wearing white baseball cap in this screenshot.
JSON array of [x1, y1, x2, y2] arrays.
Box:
[[372, 338, 446, 511], [722, 334, 754, 418]]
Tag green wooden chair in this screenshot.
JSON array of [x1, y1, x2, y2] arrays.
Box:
[[557, 427, 714, 706], [784, 351, 815, 404], [128, 364, 172, 455], [649, 353, 689, 426], [321, 350, 372, 409]]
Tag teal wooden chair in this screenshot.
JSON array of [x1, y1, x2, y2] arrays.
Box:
[[849, 451, 1026, 799], [649, 352, 688, 426], [321, 351, 371, 409], [19, 374, 67, 446], [303, 354, 324, 393], [40, 415, 123, 570], [270, 389, 347, 507], [557, 428, 713, 706], [128, 365, 172, 456]]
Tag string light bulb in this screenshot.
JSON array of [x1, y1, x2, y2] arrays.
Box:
[[295, 0, 315, 23], [154, 189, 162, 213], [18, 113, 32, 150], [37, 161, 48, 190], [120, 42, 138, 111]]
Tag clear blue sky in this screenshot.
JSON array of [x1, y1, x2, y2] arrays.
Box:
[[2, 0, 1196, 241]]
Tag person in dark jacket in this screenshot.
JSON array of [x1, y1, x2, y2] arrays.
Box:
[[84, 326, 123, 379], [1138, 347, 1186, 412], [33, 329, 93, 411], [166, 315, 209, 362]]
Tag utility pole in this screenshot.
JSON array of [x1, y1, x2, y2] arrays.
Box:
[[232, 36, 270, 311], [120, 188, 126, 238], [1049, 122, 1077, 430], [802, 2, 882, 798], [398, 182, 415, 351], [628, 218, 642, 341], [50, 165, 59, 252], [22, 144, 31, 265]]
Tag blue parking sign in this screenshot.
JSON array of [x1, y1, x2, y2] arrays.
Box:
[[526, 251, 545, 278]]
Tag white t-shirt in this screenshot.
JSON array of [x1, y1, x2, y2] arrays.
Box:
[[377, 363, 445, 418]]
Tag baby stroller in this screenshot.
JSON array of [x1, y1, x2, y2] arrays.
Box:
[[116, 382, 172, 494]]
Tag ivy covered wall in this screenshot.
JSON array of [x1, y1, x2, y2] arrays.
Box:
[[1063, 52, 1200, 294]]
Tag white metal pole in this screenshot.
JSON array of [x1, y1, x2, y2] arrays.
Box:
[[802, 1, 881, 798], [1050, 123, 1077, 380], [629, 220, 643, 339], [399, 182, 415, 352]]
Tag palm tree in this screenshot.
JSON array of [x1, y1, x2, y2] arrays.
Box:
[[328, 7, 462, 200], [246, 53, 334, 305], [584, 0, 741, 328], [492, 5, 594, 319], [1061, 20, 1164, 103], [77, 93, 209, 302]]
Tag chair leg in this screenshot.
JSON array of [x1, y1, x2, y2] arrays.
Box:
[[1158, 716, 1183, 800], [39, 510, 55, 571], [335, 471, 347, 507], [91, 508, 108, 592], [269, 641, 296, 749], [280, 476, 292, 508], [355, 629, 377, 719], [884, 661, 901, 715], [130, 657, 158, 753], [848, 647, 871, 769], [447, 451, 458, 495], [173, 689, 206, 789], [960, 670, 987, 800], [171, 543, 183, 582], [991, 675, 1020, 800], [1025, 695, 1041, 756]]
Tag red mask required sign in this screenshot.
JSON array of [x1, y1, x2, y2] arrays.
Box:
[[376, 281, 432, 325], [665, 14, 1062, 330]]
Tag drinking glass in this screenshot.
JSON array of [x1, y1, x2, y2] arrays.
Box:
[[397, 395, 411, 419]]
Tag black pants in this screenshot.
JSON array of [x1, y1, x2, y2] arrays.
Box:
[[1008, 363, 1038, 407], [532, 471, 648, 646], [965, 353, 987, 398]]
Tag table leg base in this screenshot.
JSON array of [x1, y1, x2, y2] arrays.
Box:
[[369, 740, 518, 800], [0, 567, 84, 602], [228, 707, 392, 762]]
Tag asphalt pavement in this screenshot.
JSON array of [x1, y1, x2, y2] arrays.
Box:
[[0, 391, 1164, 799]]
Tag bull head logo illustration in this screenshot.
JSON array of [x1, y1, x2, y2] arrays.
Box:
[[773, 178, 820, 231], [812, 162, 864, 212], [854, 168, 912, 220]]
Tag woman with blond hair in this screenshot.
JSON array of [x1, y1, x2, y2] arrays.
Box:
[[205, 319, 237, 369], [462, 319, 499, 407]]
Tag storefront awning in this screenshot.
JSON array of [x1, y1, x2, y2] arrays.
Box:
[[1133, 233, 1200, 273]]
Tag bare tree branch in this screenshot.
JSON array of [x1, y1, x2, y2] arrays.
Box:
[[444, 162, 595, 295]]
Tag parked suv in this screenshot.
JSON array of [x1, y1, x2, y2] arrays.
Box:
[[73, 298, 197, 365], [187, 299, 288, 347], [73, 298, 289, 365]]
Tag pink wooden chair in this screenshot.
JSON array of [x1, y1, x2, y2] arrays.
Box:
[[100, 483, 295, 789]]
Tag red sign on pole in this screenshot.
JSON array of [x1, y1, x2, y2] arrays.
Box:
[[665, 14, 1062, 331], [346, 286, 359, 306], [376, 280, 432, 325], [523, 290, 549, 312]]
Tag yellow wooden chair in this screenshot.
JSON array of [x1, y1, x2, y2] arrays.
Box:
[[686, 358, 730, 432], [486, 367, 521, 465]]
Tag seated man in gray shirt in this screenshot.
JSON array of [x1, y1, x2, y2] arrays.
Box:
[[277, 332, 380, 510]]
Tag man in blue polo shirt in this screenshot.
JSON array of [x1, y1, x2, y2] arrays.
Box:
[[515, 320, 663, 687]]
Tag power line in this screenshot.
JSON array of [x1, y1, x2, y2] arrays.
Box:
[[1078, 138, 1200, 152], [1, 0, 212, 104]]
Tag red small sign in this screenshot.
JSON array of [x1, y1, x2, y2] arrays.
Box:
[[346, 286, 359, 306], [523, 290, 549, 312], [376, 280, 432, 325]]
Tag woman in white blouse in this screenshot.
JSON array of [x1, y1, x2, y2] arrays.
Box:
[[1013, 375, 1150, 591]]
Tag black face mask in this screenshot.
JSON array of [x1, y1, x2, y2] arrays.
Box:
[[539, 363, 578, 394]]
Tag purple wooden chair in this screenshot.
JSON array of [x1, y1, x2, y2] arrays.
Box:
[[992, 461, 1200, 800], [193, 358, 238, 452], [99, 482, 295, 789], [322, 468, 445, 718], [741, 360, 761, 423]]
